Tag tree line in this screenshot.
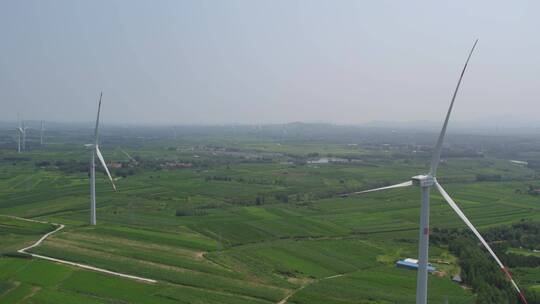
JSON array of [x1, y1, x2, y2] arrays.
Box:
[[431, 222, 540, 304]]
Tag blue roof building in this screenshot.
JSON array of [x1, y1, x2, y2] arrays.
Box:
[[396, 259, 436, 272]]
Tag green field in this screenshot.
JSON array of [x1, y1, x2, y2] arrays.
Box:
[[1, 126, 539, 303]]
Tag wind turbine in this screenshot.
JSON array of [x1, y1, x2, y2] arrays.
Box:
[[120, 148, 138, 164], [16, 114, 23, 153], [87, 92, 116, 226], [352, 40, 528, 304], [22, 121, 28, 151], [16, 114, 29, 152], [40, 120, 45, 146]]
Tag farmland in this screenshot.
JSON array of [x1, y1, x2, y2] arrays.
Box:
[[1, 124, 540, 303]]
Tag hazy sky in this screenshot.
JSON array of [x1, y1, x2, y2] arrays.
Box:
[[1, 1, 538, 125]]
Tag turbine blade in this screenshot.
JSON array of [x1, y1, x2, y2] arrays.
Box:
[[351, 180, 412, 195], [95, 146, 116, 191], [94, 92, 103, 144], [435, 181, 527, 301], [430, 39, 478, 176], [120, 149, 137, 163]]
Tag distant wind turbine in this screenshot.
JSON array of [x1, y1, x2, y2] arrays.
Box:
[[16, 114, 28, 152], [86, 92, 116, 226], [352, 40, 528, 304], [22, 121, 28, 151], [120, 148, 138, 164], [16, 114, 23, 153], [40, 120, 45, 146]]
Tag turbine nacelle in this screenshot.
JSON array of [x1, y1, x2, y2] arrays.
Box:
[[411, 175, 435, 188]]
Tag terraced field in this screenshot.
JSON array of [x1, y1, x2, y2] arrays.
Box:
[[0, 216, 55, 255], [1, 132, 539, 303]]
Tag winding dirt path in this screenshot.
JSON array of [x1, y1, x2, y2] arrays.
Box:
[[7, 215, 157, 284]]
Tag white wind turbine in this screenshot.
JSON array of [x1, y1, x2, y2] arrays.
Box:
[[120, 148, 138, 164], [40, 120, 45, 146], [353, 40, 528, 304], [22, 120, 28, 151], [16, 114, 23, 153], [87, 92, 116, 225], [16, 114, 29, 152]]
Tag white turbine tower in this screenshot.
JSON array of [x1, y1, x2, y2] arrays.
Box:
[[40, 120, 45, 146], [87, 92, 116, 226], [353, 40, 528, 304], [16, 114, 23, 153], [18, 116, 28, 152], [23, 125, 28, 151]]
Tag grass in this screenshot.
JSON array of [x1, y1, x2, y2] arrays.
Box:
[[0, 216, 55, 254], [508, 248, 540, 257], [289, 266, 475, 304], [0, 131, 539, 303]]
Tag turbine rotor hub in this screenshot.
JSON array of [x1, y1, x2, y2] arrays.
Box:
[[411, 175, 435, 187]]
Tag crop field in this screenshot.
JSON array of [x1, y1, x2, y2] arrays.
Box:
[[1, 126, 539, 303], [0, 216, 54, 254]]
